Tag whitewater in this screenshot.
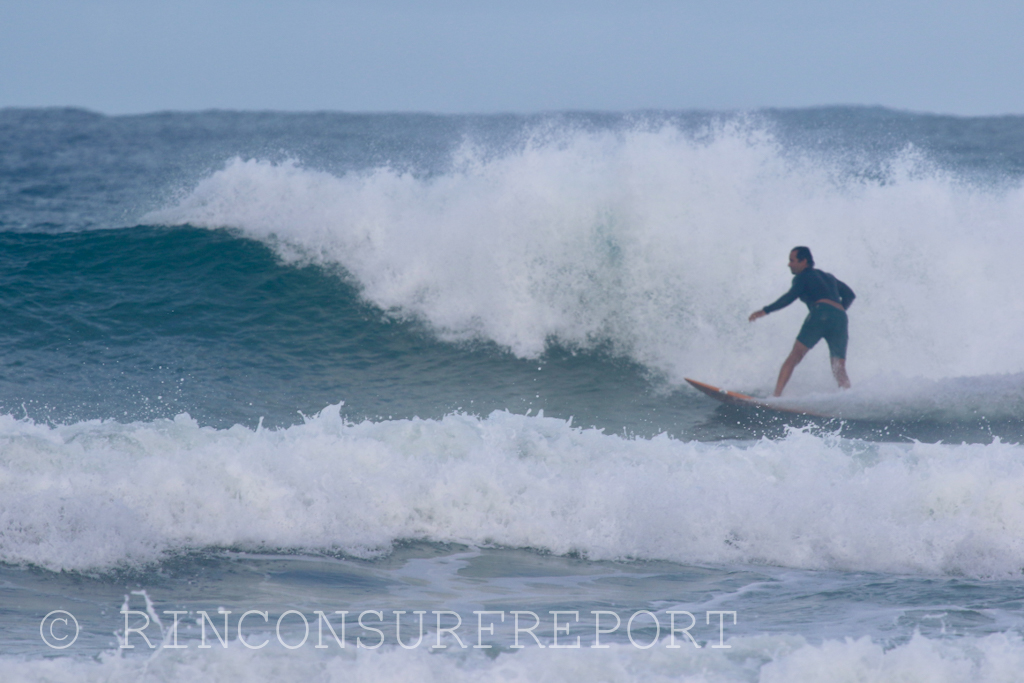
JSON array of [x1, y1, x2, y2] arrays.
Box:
[[148, 122, 1024, 388], [3, 408, 1024, 577], [2, 106, 1024, 682]]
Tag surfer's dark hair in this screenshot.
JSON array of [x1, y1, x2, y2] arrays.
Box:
[[791, 246, 814, 267]]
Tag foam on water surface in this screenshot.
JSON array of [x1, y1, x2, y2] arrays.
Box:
[[148, 122, 1024, 393], [7, 109, 1024, 682], [3, 407, 1024, 577], [5, 632, 1024, 683]]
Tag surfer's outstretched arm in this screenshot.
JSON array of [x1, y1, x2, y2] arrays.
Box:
[[774, 341, 809, 397]]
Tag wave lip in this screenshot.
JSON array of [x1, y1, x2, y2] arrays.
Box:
[[3, 407, 1024, 577]]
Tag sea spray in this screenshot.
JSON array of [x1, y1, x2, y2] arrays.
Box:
[[147, 123, 1024, 392]]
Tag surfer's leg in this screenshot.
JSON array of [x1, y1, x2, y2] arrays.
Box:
[[774, 341, 809, 397], [831, 357, 851, 389], [822, 309, 849, 389]]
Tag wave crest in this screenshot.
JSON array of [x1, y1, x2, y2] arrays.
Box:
[[146, 122, 1024, 390], [3, 407, 1024, 576]]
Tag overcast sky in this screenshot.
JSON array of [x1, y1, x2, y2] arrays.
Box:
[[2, 0, 1022, 116]]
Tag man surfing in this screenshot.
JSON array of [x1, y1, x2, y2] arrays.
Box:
[[749, 247, 855, 397]]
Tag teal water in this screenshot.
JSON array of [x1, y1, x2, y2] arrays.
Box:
[[2, 107, 1024, 681]]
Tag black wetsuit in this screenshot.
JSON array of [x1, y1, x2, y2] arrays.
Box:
[[762, 268, 855, 358], [762, 268, 855, 314]]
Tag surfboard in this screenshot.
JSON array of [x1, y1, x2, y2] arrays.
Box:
[[685, 378, 831, 417]]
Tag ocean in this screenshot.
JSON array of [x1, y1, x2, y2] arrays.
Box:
[[2, 106, 1024, 681]]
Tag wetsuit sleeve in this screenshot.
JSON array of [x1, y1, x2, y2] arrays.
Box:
[[762, 275, 803, 314], [837, 280, 855, 310]]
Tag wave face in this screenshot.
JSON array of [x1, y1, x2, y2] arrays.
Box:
[[3, 407, 1024, 577], [146, 120, 1024, 395]]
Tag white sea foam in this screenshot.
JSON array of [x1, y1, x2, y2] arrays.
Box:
[[2, 408, 1024, 576], [766, 371, 1024, 421], [5, 631, 1024, 683], [146, 123, 1024, 393]]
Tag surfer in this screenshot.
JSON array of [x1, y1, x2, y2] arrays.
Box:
[[749, 247, 855, 396]]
